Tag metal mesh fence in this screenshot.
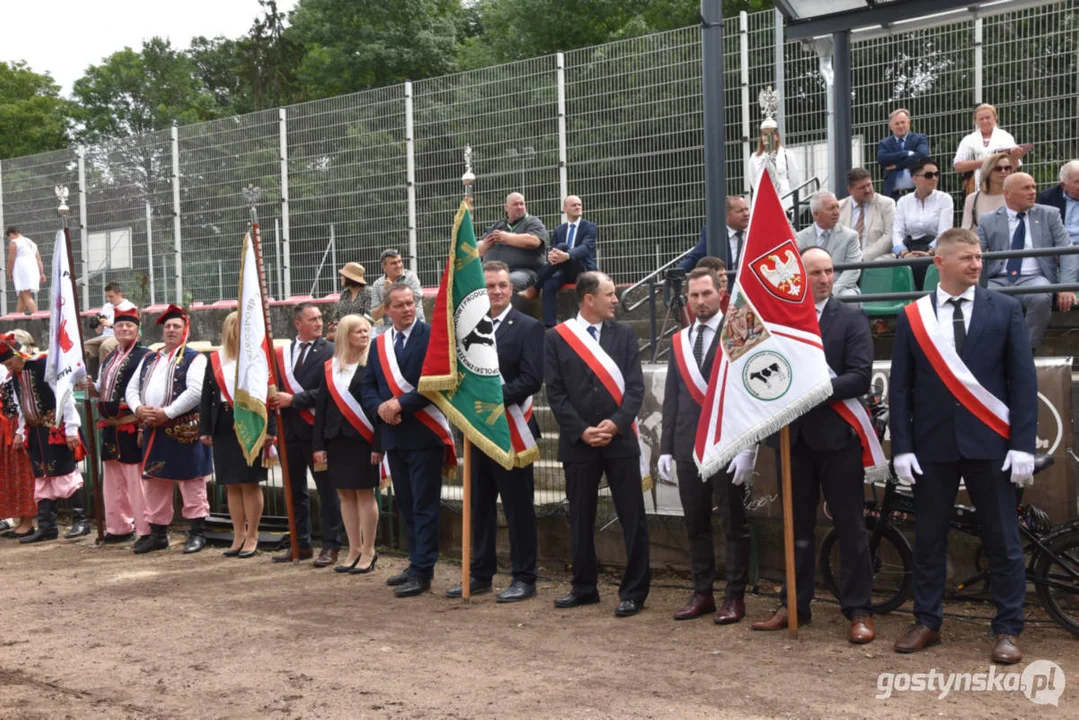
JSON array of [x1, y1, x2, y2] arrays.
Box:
[[1, 1, 1077, 311]]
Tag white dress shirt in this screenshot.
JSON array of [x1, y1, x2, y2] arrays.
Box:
[[491, 305, 512, 329], [815, 297, 829, 319], [691, 312, 722, 357], [934, 284, 976, 348], [576, 313, 601, 343], [1005, 207, 1040, 277], [893, 190, 955, 254], [126, 351, 207, 419]]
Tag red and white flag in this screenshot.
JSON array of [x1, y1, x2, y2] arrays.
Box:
[[694, 171, 832, 477]]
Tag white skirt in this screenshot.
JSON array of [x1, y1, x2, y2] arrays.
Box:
[[13, 258, 39, 293]]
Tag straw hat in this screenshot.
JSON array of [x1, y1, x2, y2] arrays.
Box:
[[339, 262, 367, 285]]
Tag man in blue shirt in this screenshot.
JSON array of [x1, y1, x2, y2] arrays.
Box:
[[1038, 160, 1079, 246]]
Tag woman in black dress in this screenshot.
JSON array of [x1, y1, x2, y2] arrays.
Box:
[[313, 314, 381, 574], [199, 312, 276, 558]]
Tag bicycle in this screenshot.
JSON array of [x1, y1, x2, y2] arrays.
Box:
[[816, 392, 1079, 637]]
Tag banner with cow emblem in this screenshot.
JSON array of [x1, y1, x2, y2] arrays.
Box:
[[419, 200, 536, 470], [694, 170, 832, 477]]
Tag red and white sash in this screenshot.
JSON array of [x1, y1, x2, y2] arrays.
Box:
[[275, 344, 315, 425], [323, 358, 375, 444], [554, 318, 651, 484], [904, 294, 1010, 439], [671, 326, 708, 406], [210, 350, 235, 406], [826, 366, 887, 475], [375, 332, 458, 470], [506, 395, 536, 457]]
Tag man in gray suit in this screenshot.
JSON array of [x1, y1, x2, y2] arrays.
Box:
[[796, 191, 861, 295], [977, 172, 1077, 350], [838, 168, 896, 262]]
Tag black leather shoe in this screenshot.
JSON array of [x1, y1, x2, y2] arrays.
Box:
[[386, 570, 411, 586], [183, 534, 207, 554], [223, 548, 242, 557], [19, 525, 59, 544], [554, 591, 601, 609], [133, 525, 170, 554], [446, 578, 493, 598], [103, 532, 134, 544], [496, 580, 537, 603], [65, 509, 91, 539], [615, 599, 643, 617], [394, 577, 431, 598]]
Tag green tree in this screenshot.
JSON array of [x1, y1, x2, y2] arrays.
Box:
[[288, 0, 463, 97], [0, 62, 71, 160]]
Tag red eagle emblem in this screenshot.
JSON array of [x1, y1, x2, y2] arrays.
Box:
[[58, 317, 74, 353], [749, 239, 806, 303]]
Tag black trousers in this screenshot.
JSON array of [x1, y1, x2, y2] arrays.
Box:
[[780, 435, 873, 619], [676, 461, 751, 597], [388, 447, 444, 581], [565, 454, 650, 603], [913, 460, 1025, 635], [470, 449, 538, 584], [285, 435, 341, 550]]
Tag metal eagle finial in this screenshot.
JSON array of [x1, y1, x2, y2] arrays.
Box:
[[55, 185, 70, 216]]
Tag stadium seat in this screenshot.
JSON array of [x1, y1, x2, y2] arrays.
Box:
[[922, 265, 940, 293], [859, 266, 915, 317]]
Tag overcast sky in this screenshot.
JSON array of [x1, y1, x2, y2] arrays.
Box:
[[4, 0, 299, 96]]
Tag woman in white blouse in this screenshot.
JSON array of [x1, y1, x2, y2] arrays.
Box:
[[893, 158, 954, 288], [747, 120, 800, 213], [961, 152, 1012, 230], [953, 104, 1030, 192]]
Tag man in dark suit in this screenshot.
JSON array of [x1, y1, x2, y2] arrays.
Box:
[[679, 196, 750, 274], [658, 268, 754, 624], [447, 261, 545, 602], [1037, 160, 1079, 246], [361, 282, 447, 598], [520, 195, 598, 327], [751, 247, 877, 643], [977, 172, 1077, 351], [877, 108, 930, 199], [270, 302, 340, 565], [891, 228, 1037, 665], [545, 271, 650, 617]]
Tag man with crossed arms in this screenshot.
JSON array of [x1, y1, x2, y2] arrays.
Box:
[[890, 228, 1037, 665]]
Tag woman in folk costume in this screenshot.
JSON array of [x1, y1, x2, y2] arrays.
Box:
[[313, 314, 382, 574], [125, 304, 213, 555], [0, 332, 84, 544], [0, 331, 38, 539], [199, 311, 276, 558]]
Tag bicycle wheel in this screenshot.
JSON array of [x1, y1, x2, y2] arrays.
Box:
[[819, 517, 914, 615], [1033, 528, 1079, 638]]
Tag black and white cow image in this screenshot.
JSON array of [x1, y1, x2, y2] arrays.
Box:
[[462, 315, 496, 353]]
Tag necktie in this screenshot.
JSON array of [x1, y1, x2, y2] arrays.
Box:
[[855, 204, 865, 242], [394, 330, 406, 357], [1006, 212, 1026, 281], [899, 135, 906, 151], [295, 342, 311, 371], [692, 324, 706, 369], [733, 231, 744, 265], [587, 325, 598, 341], [567, 224, 577, 249], [819, 229, 830, 248], [947, 298, 966, 354]]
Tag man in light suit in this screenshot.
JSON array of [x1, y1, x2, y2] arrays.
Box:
[[838, 168, 896, 261], [520, 195, 598, 327], [977, 172, 1077, 350], [1037, 160, 1079, 246], [876, 108, 930, 199], [796, 192, 861, 295], [890, 228, 1038, 665]]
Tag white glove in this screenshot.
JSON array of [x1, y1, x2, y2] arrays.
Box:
[[726, 446, 758, 487], [893, 453, 923, 487], [657, 454, 673, 482], [1002, 450, 1035, 488]]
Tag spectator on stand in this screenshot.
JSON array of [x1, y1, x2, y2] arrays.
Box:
[[953, 104, 1031, 195], [369, 249, 424, 337], [838, 168, 896, 261], [1038, 160, 1079, 246], [961, 153, 1012, 231], [876, 109, 930, 200]]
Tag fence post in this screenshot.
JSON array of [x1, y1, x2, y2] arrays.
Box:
[[0, 159, 6, 316], [278, 108, 292, 298], [170, 123, 183, 304], [274, 218, 283, 299], [145, 201, 155, 305], [739, 11, 752, 194], [404, 81, 418, 274], [700, 0, 728, 262], [330, 223, 337, 288], [557, 51, 569, 217], [974, 16, 984, 105], [77, 148, 90, 302], [774, 7, 786, 138]]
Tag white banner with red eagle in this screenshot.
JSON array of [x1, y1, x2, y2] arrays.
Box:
[[694, 172, 832, 477], [44, 229, 86, 413]]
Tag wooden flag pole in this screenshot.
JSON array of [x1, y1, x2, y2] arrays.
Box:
[[779, 425, 798, 639], [56, 189, 105, 545], [462, 437, 472, 602], [246, 187, 299, 561]]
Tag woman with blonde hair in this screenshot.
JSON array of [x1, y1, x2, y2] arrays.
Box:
[[953, 103, 1030, 193], [313, 314, 381, 574], [961, 152, 1012, 230], [199, 311, 275, 557]]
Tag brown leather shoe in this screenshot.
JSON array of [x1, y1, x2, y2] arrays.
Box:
[[713, 597, 746, 625], [990, 634, 1023, 665], [518, 286, 539, 301], [673, 592, 716, 621], [272, 547, 314, 563], [893, 624, 941, 653], [751, 606, 810, 631], [849, 615, 876, 644], [312, 548, 339, 568]]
